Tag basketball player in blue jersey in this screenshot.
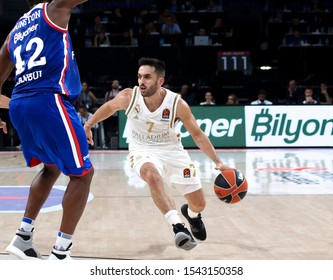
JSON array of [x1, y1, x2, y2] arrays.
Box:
[[84, 57, 232, 251], [0, 0, 94, 260]]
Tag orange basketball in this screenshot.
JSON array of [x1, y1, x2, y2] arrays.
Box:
[[214, 169, 248, 204]]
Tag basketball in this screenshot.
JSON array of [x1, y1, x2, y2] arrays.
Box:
[[214, 169, 248, 204]]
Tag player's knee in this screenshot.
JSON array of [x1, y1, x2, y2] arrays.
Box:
[[85, 167, 94, 180], [140, 165, 162, 186], [43, 165, 61, 177], [81, 168, 94, 185], [147, 172, 162, 187]]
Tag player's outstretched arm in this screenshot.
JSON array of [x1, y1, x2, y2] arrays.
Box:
[[84, 88, 132, 145], [177, 99, 232, 171], [47, 0, 88, 29]]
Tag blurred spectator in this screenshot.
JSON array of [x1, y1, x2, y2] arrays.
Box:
[[76, 81, 98, 112], [206, 0, 223, 13], [169, 0, 179, 13], [196, 27, 207, 36], [92, 15, 106, 34], [103, 80, 121, 148], [161, 15, 181, 34], [77, 105, 98, 129], [179, 84, 196, 105], [181, 1, 195, 12], [85, 37, 93, 47], [94, 31, 111, 47], [119, 30, 136, 46], [302, 87, 319, 104], [311, 0, 324, 12], [226, 93, 239, 105], [251, 89, 273, 105], [104, 79, 121, 102], [136, 9, 148, 25], [143, 21, 157, 35], [200, 91, 215, 105], [210, 17, 233, 45], [206, 0, 220, 12], [316, 82, 332, 104], [284, 29, 304, 46], [142, 21, 158, 46], [111, 7, 128, 33], [158, 8, 173, 25], [285, 79, 303, 104]]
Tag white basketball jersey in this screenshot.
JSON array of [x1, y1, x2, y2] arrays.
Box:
[[125, 86, 184, 151]]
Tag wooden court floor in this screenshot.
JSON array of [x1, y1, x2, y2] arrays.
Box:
[[0, 148, 333, 260]]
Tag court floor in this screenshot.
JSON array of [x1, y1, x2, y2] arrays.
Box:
[[0, 148, 333, 260]]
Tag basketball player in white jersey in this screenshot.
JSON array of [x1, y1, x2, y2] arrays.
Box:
[[84, 57, 231, 250]]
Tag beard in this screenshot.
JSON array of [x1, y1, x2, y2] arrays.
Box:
[[140, 81, 158, 97]]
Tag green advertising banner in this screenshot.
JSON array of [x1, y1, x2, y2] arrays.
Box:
[[176, 106, 246, 147], [119, 105, 333, 148], [118, 106, 246, 148]]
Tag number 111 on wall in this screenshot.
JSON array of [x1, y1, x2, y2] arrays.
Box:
[[217, 51, 250, 72]]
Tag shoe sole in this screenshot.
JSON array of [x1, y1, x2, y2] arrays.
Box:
[[175, 232, 197, 251], [5, 244, 43, 260], [49, 254, 73, 260], [181, 204, 207, 241], [49, 250, 72, 260]]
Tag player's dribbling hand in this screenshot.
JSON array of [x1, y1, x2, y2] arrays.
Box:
[[215, 162, 233, 172]]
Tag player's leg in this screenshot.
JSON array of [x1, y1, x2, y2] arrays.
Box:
[[184, 188, 206, 213], [25, 165, 61, 219], [49, 169, 94, 260], [165, 150, 207, 241], [60, 171, 94, 234], [133, 155, 196, 251], [140, 162, 176, 213], [181, 188, 207, 241], [48, 95, 94, 260], [6, 164, 61, 260]]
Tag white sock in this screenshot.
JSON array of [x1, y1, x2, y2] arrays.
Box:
[[164, 210, 182, 226], [187, 207, 200, 219], [19, 217, 34, 232], [54, 231, 73, 251]]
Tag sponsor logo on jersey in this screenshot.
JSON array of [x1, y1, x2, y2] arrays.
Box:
[[162, 108, 170, 120], [183, 168, 191, 178]]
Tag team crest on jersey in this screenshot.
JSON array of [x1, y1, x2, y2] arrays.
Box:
[[183, 168, 191, 178], [162, 108, 170, 120], [134, 104, 141, 114]]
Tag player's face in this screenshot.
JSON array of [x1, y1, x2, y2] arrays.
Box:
[[137, 65, 160, 97]]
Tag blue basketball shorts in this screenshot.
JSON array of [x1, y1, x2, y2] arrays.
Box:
[[9, 93, 93, 176]]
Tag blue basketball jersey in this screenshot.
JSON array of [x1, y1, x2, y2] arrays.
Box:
[[7, 3, 92, 176], [8, 3, 81, 101]]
